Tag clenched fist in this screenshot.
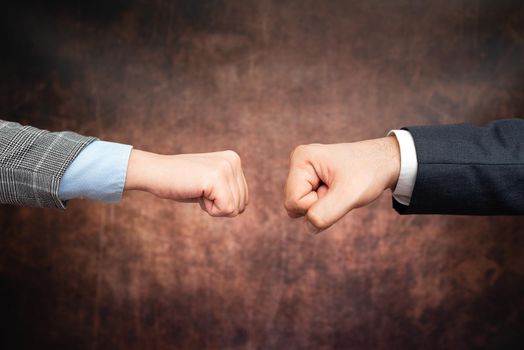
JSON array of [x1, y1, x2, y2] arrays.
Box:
[[125, 150, 248, 217], [284, 136, 401, 232]]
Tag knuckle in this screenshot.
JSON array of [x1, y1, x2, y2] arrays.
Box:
[[224, 150, 241, 163], [284, 198, 307, 217], [291, 144, 316, 162], [292, 145, 307, 157], [306, 211, 330, 230], [220, 157, 231, 168], [207, 209, 221, 217], [217, 159, 232, 174], [225, 203, 236, 215], [284, 198, 296, 211]]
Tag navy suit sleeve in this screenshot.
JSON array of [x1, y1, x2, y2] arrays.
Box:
[[393, 118, 524, 215]]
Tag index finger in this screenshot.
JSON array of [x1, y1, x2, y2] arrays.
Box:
[[284, 165, 320, 218]]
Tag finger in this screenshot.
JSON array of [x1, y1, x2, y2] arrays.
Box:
[[204, 181, 236, 217], [224, 151, 245, 213], [223, 150, 244, 213], [306, 184, 354, 231], [198, 197, 208, 211], [224, 184, 239, 217], [227, 170, 241, 215], [221, 155, 243, 215], [316, 184, 328, 199], [284, 166, 320, 217], [241, 170, 249, 207], [238, 161, 249, 212], [233, 163, 246, 213], [288, 184, 327, 218], [287, 191, 318, 218], [238, 177, 247, 214]]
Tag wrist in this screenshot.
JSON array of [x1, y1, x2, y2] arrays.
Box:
[[382, 136, 401, 191], [124, 149, 160, 193]]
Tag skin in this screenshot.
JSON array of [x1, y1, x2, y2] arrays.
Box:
[[124, 149, 248, 217], [284, 136, 401, 233]]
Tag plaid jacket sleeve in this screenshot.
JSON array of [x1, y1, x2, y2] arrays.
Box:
[[0, 119, 97, 209]]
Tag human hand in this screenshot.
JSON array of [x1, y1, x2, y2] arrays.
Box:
[[125, 150, 248, 217], [284, 136, 401, 232]]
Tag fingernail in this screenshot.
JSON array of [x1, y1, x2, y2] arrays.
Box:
[[305, 220, 320, 234]]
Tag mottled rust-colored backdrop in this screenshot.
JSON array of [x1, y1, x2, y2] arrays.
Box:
[[1, 0, 524, 349]]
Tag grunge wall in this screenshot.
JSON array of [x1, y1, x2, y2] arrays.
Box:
[[1, 0, 524, 349]]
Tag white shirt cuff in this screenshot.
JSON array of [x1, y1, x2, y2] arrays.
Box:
[[388, 130, 418, 206]]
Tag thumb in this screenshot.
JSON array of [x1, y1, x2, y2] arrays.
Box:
[[306, 185, 354, 231]]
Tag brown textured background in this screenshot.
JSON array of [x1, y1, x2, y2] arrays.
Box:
[[1, 0, 524, 349]]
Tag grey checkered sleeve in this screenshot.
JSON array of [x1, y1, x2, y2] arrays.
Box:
[[0, 119, 97, 209]]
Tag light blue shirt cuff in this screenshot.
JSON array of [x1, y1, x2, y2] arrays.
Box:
[[58, 140, 133, 204]]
